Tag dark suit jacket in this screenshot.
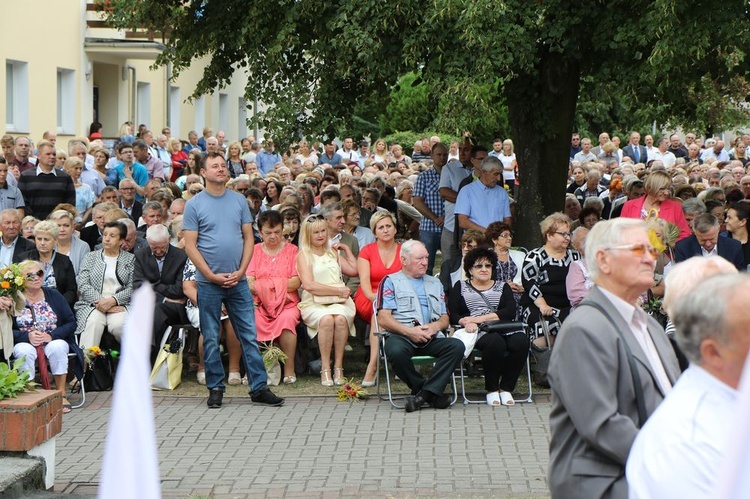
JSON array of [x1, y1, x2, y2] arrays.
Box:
[[10, 236, 35, 263], [674, 234, 745, 270], [622, 144, 647, 164], [79, 224, 102, 251], [133, 244, 188, 301], [548, 286, 680, 499], [19, 249, 78, 308], [120, 200, 143, 224]]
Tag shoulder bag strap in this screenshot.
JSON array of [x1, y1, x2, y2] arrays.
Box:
[[465, 280, 497, 312], [578, 301, 647, 427]]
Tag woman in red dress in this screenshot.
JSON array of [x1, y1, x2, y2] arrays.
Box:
[[354, 211, 402, 386]]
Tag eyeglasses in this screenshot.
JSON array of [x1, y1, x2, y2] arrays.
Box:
[[305, 214, 324, 223], [603, 243, 660, 258], [554, 231, 572, 239], [498, 233, 513, 239], [189, 189, 202, 195], [236, 187, 248, 193], [26, 270, 44, 280], [472, 263, 494, 270], [463, 243, 477, 250], [120, 187, 135, 192], [283, 234, 293, 240]]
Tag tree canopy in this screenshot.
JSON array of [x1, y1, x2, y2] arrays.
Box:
[[102, 0, 750, 245]]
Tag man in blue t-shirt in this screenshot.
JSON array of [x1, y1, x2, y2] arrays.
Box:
[[183, 152, 284, 409], [107, 142, 150, 202]]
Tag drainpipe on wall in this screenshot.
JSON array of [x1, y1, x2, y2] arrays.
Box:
[[127, 65, 136, 124], [166, 62, 172, 129]]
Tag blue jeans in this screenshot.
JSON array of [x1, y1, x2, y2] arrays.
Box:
[[197, 279, 267, 394], [420, 230, 441, 275]]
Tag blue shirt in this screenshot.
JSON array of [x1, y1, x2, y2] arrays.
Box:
[[182, 190, 252, 283], [413, 167, 444, 234], [318, 152, 343, 167], [256, 150, 281, 176], [455, 179, 511, 229], [438, 160, 471, 231], [106, 162, 149, 201], [0, 183, 25, 211]]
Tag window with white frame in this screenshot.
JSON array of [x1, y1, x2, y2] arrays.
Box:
[[194, 95, 205, 133], [169, 86, 180, 138], [219, 93, 229, 135], [6, 60, 29, 132], [56, 68, 76, 134]]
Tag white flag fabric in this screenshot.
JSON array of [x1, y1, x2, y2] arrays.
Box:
[[716, 349, 750, 499], [99, 286, 161, 498]]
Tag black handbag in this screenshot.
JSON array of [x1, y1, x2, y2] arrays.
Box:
[[478, 320, 524, 335], [83, 355, 115, 392]]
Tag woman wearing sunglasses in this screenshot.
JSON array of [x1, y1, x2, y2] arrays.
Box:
[[297, 214, 357, 386], [12, 260, 82, 413], [448, 247, 528, 406]]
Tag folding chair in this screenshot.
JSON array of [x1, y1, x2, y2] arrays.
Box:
[[372, 281, 458, 409]]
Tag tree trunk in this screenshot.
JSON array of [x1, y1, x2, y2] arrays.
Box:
[[507, 51, 581, 249]]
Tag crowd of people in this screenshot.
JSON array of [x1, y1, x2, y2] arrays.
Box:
[[2, 123, 750, 489]]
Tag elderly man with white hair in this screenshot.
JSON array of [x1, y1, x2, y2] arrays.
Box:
[[377, 240, 464, 413], [627, 258, 744, 499], [548, 218, 681, 499], [134, 223, 189, 350]]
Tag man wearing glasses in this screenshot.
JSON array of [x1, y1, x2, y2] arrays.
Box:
[[547, 218, 680, 498], [106, 143, 149, 202], [118, 178, 142, 223]]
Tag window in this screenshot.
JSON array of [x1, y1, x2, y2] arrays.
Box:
[[168, 86, 180, 138], [219, 93, 229, 135], [238, 97, 248, 139], [194, 95, 205, 133], [56, 68, 75, 134], [137, 82, 151, 130], [6, 60, 29, 132]]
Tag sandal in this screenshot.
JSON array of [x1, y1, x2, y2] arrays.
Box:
[[333, 367, 345, 386], [500, 391, 515, 406], [196, 371, 206, 385], [227, 372, 242, 385], [321, 369, 334, 387], [241, 375, 248, 385], [62, 399, 72, 414], [486, 392, 501, 407], [283, 375, 297, 385]]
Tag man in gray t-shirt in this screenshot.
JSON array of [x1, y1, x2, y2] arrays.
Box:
[[183, 152, 284, 409]]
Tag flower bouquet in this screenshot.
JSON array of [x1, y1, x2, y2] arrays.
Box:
[[0, 264, 27, 362], [337, 379, 369, 402], [260, 342, 287, 386]]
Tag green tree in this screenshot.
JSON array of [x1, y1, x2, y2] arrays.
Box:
[[380, 72, 432, 135], [101, 0, 750, 246]]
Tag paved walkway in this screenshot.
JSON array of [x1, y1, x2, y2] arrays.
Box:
[[54, 392, 551, 498]]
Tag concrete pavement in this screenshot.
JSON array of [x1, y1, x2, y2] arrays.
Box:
[[54, 392, 551, 498]]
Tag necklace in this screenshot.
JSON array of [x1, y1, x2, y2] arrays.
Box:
[[263, 242, 284, 262]]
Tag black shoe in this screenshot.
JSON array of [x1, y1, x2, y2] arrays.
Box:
[[404, 393, 428, 413], [207, 388, 223, 408], [251, 388, 284, 407], [431, 393, 452, 409]]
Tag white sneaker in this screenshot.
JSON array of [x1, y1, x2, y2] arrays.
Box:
[[197, 371, 206, 385]]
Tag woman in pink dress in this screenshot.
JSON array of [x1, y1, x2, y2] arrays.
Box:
[[247, 211, 301, 384], [354, 211, 402, 386]]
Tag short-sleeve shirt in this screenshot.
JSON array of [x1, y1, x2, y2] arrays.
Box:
[[438, 160, 470, 232], [413, 167, 443, 234], [183, 189, 252, 283], [454, 180, 511, 229], [0, 183, 25, 211], [381, 275, 446, 325]]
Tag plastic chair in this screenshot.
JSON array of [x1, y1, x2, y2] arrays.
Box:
[[372, 283, 458, 409]]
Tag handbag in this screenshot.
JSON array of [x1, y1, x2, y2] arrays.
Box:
[[451, 328, 478, 358], [312, 294, 347, 305], [530, 316, 559, 388], [150, 328, 184, 390], [83, 355, 114, 392], [478, 320, 524, 335]]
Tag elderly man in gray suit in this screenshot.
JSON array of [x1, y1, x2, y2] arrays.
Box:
[[547, 218, 681, 499]]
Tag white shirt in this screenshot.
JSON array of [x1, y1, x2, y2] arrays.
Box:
[[701, 245, 718, 257], [627, 365, 737, 499], [648, 149, 676, 168], [598, 287, 672, 395], [336, 148, 359, 163]]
